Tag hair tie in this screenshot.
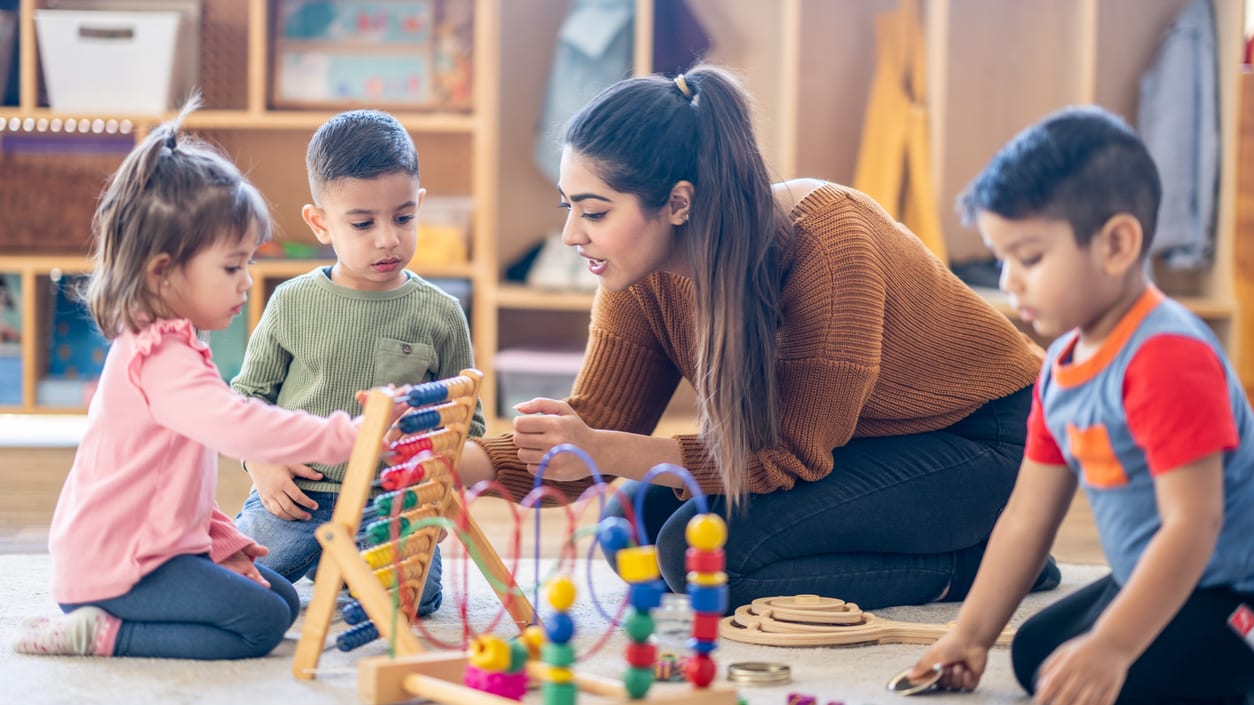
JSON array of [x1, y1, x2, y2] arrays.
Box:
[[674, 74, 693, 100], [164, 132, 178, 153]]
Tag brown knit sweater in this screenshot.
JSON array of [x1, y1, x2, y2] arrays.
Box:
[[479, 183, 1043, 500]]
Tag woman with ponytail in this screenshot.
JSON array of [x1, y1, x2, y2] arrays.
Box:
[[459, 65, 1056, 611]]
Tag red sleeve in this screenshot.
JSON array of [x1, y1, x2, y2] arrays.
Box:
[[1124, 335, 1238, 475], [1025, 377, 1067, 465]]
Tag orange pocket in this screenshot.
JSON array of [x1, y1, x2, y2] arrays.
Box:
[[1066, 423, 1128, 488]]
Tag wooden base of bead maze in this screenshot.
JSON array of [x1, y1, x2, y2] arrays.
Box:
[[718, 594, 1015, 647], [292, 369, 537, 680], [357, 651, 741, 705]]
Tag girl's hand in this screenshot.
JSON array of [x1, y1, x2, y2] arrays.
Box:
[[1034, 633, 1130, 705], [247, 462, 323, 521], [512, 398, 597, 481], [908, 631, 989, 693], [220, 546, 271, 588]]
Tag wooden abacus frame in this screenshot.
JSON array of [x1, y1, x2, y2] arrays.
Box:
[[293, 368, 537, 680]]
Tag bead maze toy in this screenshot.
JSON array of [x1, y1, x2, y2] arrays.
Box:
[[718, 594, 1015, 647], [292, 369, 537, 680], [349, 444, 741, 705]]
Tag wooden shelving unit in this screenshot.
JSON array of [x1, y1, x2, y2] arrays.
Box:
[[493, 0, 1250, 400], [1, 0, 1249, 424], [0, 0, 501, 416]]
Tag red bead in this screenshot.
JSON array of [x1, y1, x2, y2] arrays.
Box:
[[625, 641, 657, 668], [692, 612, 720, 641], [685, 547, 725, 573], [684, 653, 716, 688]]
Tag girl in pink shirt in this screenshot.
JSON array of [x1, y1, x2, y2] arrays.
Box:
[[13, 98, 363, 660]]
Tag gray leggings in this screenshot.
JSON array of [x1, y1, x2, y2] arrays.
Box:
[[62, 553, 299, 660]]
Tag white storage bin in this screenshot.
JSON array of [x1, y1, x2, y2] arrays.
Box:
[[35, 10, 181, 114], [494, 347, 585, 418]]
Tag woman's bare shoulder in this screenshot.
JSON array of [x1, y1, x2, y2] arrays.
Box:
[[772, 178, 830, 214]]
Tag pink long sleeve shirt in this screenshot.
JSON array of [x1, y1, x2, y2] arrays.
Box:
[[49, 319, 361, 604]]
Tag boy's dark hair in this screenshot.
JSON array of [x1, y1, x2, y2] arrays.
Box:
[[306, 110, 418, 200], [959, 106, 1161, 254]]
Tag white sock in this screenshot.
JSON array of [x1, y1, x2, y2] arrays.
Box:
[[12, 606, 118, 656]]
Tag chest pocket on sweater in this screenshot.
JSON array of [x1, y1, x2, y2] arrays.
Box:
[[1066, 422, 1129, 488], [373, 338, 437, 387]]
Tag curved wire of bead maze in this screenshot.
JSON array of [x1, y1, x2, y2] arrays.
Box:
[[291, 370, 739, 705]]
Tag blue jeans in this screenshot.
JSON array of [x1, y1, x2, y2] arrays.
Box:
[[235, 489, 443, 617], [604, 386, 1032, 611], [62, 554, 299, 659]]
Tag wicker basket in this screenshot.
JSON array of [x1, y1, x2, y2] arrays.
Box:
[[0, 151, 122, 254]]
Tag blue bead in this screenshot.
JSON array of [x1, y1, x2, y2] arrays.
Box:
[[341, 600, 368, 625], [399, 409, 441, 434], [544, 612, 575, 644], [407, 382, 449, 407], [628, 580, 665, 611], [687, 637, 718, 654], [336, 621, 379, 651], [686, 584, 728, 614], [596, 517, 632, 555]]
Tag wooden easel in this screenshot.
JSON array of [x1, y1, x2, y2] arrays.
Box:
[[292, 369, 537, 680]]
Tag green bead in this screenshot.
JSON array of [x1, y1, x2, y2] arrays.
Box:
[[623, 666, 654, 699], [542, 681, 577, 705], [507, 639, 529, 673], [624, 610, 654, 642], [541, 642, 576, 667]]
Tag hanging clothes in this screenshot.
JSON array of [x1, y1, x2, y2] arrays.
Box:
[[1137, 0, 1220, 270], [852, 0, 947, 262], [532, 0, 636, 182], [651, 0, 711, 78]]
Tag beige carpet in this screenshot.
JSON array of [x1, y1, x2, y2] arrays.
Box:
[[1, 553, 1109, 705]]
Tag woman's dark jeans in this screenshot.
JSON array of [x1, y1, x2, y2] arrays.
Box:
[[604, 386, 1032, 612]]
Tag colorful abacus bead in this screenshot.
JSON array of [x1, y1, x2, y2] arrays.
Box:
[[335, 620, 378, 651], [388, 434, 433, 463], [683, 513, 728, 689], [542, 576, 578, 705], [463, 665, 527, 701]]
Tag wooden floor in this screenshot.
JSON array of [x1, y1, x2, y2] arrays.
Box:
[[1, 445, 1107, 565]]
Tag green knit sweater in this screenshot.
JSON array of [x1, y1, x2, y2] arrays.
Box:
[[232, 267, 485, 491]]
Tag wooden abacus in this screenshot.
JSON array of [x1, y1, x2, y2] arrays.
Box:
[[351, 456, 741, 705], [292, 368, 537, 680]]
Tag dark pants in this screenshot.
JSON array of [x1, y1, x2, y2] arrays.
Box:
[[63, 553, 300, 660], [603, 385, 1032, 611], [1012, 575, 1254, 703]]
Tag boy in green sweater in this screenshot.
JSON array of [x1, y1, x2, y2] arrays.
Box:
[[232, 110, 485, 616]]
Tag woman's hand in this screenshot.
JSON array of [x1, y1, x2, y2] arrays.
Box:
[[512, 398, 598, 481], [1033, 633, 1130, 705], [908, 630, 989, 693], [220, 545, 271, 588]]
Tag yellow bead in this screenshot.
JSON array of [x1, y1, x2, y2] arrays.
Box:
[[469, 634, 511, 671], [686, 570, 727, 587], [546, 666, 575, 684], [546, 574, 577, 612], [521, 624, 547, 658], [616, 546, 661, 583], [685, 514, 727, 551]]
